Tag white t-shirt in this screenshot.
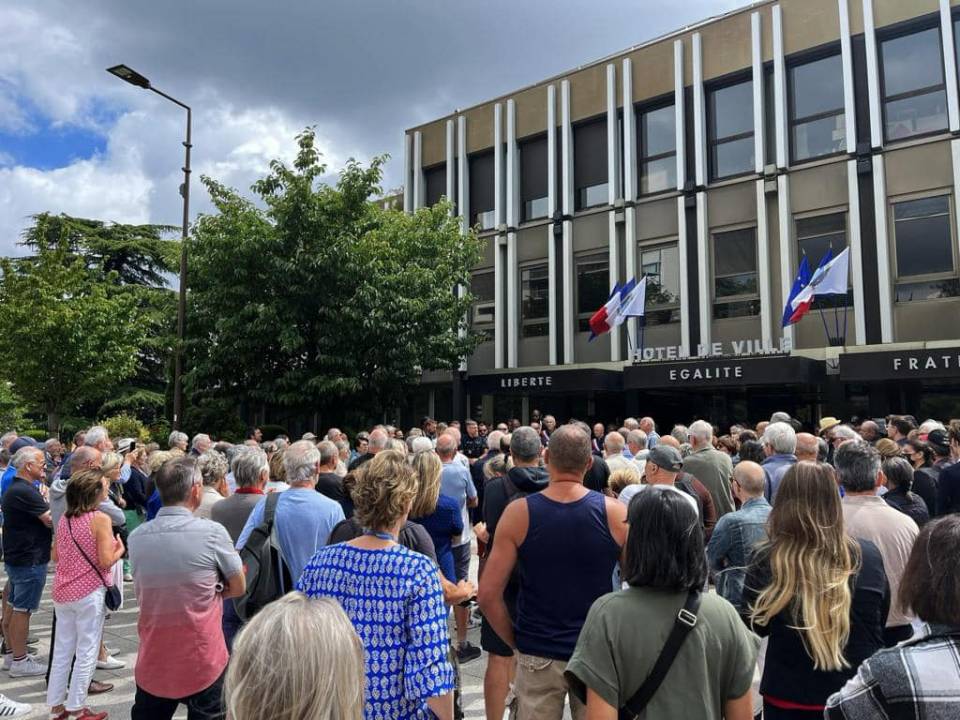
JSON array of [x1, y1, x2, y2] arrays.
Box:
[[618, 483, 699, 515]]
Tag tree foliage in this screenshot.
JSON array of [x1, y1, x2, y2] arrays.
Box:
[[187, 128, 482, 420], [0, 225, 148, 432]]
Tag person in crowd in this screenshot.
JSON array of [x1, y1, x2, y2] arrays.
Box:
[[461, 419, 486, 462], [682, 420, 735, 517], [44, 438, 64, 482], [434, 433, 479, 664], [540, 415, 556, 445], [47, 469, 125, 720], [608, 467, 641, 498], [265, 448, 290, 493], [880, 456, 929, 527], [211, 448, 268, 544], [565, 485, 756, 720], [825, 515, 960, 718], [926, 428, 954, 472], [334, 439, 350, 477], [128, 457, 245, 720], [744, 462, 888, 719], [246, 428, 263, 444], [716, 435, 738, 457], [738, 439, 766, 465], [671, 424, 690, 444], [347, 428, 388, 471], [119, 445, 150, 581], [237, 440, 345, 587], [314, 440, 352, 517], [167, 431, 188, 455], [1, 445, 52, 677], [639, 417, 660, 449], [899, 439, 939, 516], [349, 432, 369, 465], [658, 436, 717, 536], [144, 450, 174, 521], [706, 461, 771, 611], [408, 451, 463, 584], [570, 420, 610, 494], [602, 432, 633, 474], [193, 450, 228, 520], [858, 420, 882, 444], [224, 592, 365, 720], [479, 425, 627, 720], [619, 445, 700, 516], [480, 426, 548, 720], [590, 423, 605, 456], [835, 442, 918, 646], [874, 437, 900, 460], [298, 450, 456, 720], [760, 422, 797, 504], [887, 416, 914, 446], [190, 434, 212, 457], [794, 432, 819, 463], [470, 430, 503, 521], [938, 424, 960, 514]]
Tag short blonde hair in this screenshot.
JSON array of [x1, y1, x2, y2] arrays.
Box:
[[148, 450, 174, 477], [100, 452, 122, 476], [409, 450, 441, 518], [225, 592, 364, 720], [609, 467, 642, 495], [352, 450, 418, 531], [269, 449, 287, 483]]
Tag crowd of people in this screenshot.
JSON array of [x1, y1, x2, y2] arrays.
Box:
[[0, 410, 959, 719]]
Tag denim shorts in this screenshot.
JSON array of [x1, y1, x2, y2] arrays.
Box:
[[4, 563, 47, 612]]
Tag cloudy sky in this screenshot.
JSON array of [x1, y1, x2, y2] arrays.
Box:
[[0, 0, 740, 256]]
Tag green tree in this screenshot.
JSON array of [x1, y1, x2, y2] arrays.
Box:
[[0, 227, 147, 432], [187, 128, 481, 421], [0, 381, 26, 431]]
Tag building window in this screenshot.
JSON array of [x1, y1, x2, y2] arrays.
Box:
[[764, 66, 775, 166], [880, 25, 948, 142], [574, 119, 608, 210], [892, 196, 960, 302], [708, 79, 755, 181], [470, 271, 495, 341], [576, 255, 608, 332], [640, 243, 681, 325], [795, 213, 851, 308], [788, 53, 845, 163], [520, 135, 549, 222], [639, 103, 676, 195], [424, 164, 447, 207], [520, 265, 549, 337], [469, 150, 496, 230], [713, 227, 759, 318]]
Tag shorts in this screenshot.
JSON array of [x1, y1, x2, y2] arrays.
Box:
[[451, 543, 471, 583], [480, 615, 514, 657], [4, 563, 47, 612]]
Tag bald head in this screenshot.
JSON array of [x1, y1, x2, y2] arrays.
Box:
[[545, 425, 592, 477], [436, 433, 458, 459], [71, 445, 102, 473], [733, 461, 765, 497], [604, 432, 625, 456], [367, 428, 389, 453], [795, 432, 819, 462], [658, 435, 681, 450]]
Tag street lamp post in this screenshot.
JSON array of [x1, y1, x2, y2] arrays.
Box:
[[107, 64, 191, 430]]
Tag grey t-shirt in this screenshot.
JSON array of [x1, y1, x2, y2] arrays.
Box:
[[565, 587, 757, 719]]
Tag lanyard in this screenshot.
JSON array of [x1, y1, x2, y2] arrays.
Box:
[[363, 529, 397, 542]]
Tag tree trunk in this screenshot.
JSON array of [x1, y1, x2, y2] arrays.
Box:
[[47, 402, 60, 437]]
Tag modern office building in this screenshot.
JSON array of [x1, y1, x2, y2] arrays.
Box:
[[402, 0, 960, 429]]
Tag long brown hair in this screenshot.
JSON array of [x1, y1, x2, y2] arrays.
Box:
[[65, 469, 106, 517], [750, 462, 860, 671]]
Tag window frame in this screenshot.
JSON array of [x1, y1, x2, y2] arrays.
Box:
[[706, 73, 756, 183], [786, 46, 847, 165], [637, 96, 678, 197], [572, 116, 609, 211], [877, 19, 950, 145], [519, 132, 550, 224], [711, 223, 760, 319], [470, 270, 496, 339], [574, 252, 609, 333], [638, 239, 682, 326], [519, 262, 550, 338], [889, 190, 959, 302]]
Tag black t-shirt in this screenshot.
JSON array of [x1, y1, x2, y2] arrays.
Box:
[[583, 456, 610, 493], [461, 435, 486, 460], [315, 472, 353, 517], [326, 517, 438, 566], [1, 478, 52, 566]]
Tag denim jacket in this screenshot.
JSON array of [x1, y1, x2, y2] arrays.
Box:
[[706, 496, 771, 610]]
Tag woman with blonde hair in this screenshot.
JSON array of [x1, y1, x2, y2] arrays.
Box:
[[608, 467, 642, 498], [408, 450, 465, 599], [743, 462, 888, 719], [225, 592, 364, 720], [265, 448, 289, 493], [299, 450, 456, 720]]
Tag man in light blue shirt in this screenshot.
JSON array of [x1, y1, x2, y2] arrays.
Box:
[[237, 440, 344, 586]]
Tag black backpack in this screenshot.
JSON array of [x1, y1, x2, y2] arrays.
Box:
[[235, 492, 291, 621]]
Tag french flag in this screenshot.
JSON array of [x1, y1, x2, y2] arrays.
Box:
[[588, 283, 622, 339], [783, 254, 814, 327]]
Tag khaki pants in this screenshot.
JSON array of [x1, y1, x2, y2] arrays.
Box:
[[514, 653, 585, 720]]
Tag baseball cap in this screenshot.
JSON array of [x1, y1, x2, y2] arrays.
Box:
[[8, 437, 38, 454], [927, 429, 950, 455], [818, 417, 841, 434], [648, 445, 683, 472]]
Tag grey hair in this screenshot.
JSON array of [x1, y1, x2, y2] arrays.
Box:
[[367, 429, 390, 452], [626, 430, 647, 450], [832, 425, 858, 441], [688, 420, 713, 444], [881, 456, 915, 492], [389, 439, 407, 453], [11, 446, 42, 469], [191, 433, 211, 451], [510, 427, 542, 462], [318, 440, 339, 466], [770, 411, 792, 424], [834, 440, 881, 493], [435, 433, 458, 457], [196, 450, 228, 487], [671, 424, 690, 443], [84, 425, 109, 447], [487, 430, 504, 452], [44, 438, 60, 451], [604, 432, 625, 454], [817, 437, 829, 462], [168, 430, 188, 449], [0, 431, 17, 448], [283, 440, 321, 486], [918, 419, 946, 434], [156, 457, 201, 505], [334, 439, 349, 454], [623, 417, 640, 430], [762, 422, 797, 455], [234, 447, 269, 489], [325, 428, 341, 442], [411, 436, 434, 453]]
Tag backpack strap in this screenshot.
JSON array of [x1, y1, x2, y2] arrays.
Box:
[[263, 490, 282, 526], [622, 590, 702, 718]]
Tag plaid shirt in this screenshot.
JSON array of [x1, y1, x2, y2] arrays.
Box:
[[825, 624, 960, 720]]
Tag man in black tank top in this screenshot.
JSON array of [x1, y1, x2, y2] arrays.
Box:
[[479, 425, 627, 720]]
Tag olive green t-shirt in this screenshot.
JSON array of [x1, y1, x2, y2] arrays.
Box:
[[565, 587, 758, 719]]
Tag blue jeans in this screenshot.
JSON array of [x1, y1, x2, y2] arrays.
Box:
[[5, 563, 48, 612]]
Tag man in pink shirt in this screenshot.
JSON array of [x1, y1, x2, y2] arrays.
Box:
[[128, 457, 245, 719]]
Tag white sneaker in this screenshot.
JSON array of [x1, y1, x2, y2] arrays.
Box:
[[8, 655, 45, 677], [96, 655, 125, 670], [0, 654, 9, 671], [0, 693, 30, 717]]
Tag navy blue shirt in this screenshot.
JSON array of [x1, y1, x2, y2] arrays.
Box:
[[412, 494, 463, 581]]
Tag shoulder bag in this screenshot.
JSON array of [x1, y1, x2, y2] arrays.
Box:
[[67, 516, 123, 611]]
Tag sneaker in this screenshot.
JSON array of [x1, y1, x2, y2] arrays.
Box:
[[0, 693, 30, 717], [102, 646, 119, 657], [96, 656, 125, 670], [71, 709, 108, 720], [122, 572, 133, 583], [8, 655, 45, 677], [1, 654, 10, 671], [456, 641, 482, 664]]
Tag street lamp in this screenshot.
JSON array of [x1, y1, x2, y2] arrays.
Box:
[[107, 64, 191, 430]]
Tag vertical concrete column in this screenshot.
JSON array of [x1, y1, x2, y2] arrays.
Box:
[[413, 130, 423, 210], [696, 194, 710, 350], [674, 40, 686, 192], [873, 156, 894, 342], [403, 132, 413, 213], [607, 63, 622, 361], [445, 119, 455, 214], [777, 174, 795, 348], [752, 12, 766, 175], [547, 85, 558, 366], [772, 4, 794, 347], [623, 57, 639, 353], [506, 100, 519, 369], [752, 12, 772, 348], [457, 116, 469, 235], [862, 0, 883, 150], [692, 33, 706, 188], [561, 80, 575, 365], [676, 197, 691, 358]]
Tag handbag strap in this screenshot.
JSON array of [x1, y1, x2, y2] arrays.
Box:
[[66, 516, 110, 590], [622, 589, 702, 718]]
